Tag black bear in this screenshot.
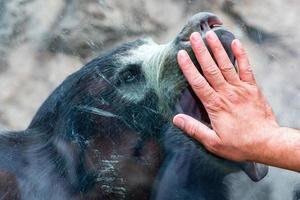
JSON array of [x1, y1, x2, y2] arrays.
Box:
[[0, 12, 267, 200]]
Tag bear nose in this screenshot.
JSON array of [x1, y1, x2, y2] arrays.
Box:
[[200, 20, 211, 33], [177, 12, 223, 42], [199, 15, 223, 34]]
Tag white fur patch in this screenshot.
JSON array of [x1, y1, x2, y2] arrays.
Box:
[[116, 38, 171, 103]]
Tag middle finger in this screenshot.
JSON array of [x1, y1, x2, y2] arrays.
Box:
[[206, 31, 240, 84]]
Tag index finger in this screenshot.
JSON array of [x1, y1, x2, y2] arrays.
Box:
[[177, 50, 217, 105]]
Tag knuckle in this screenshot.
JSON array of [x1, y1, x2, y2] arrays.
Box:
[[207, 140, 221, 152], [197, 46, 208, 55], [249, 86, 260, 95], [213, 44, 224, 53], [204, 65, 219, 76], [226, 92, 238, 102], [242, 84, 259, 97], [235, 85, 252, 98], [213, 95, 223, 105], [180, 58, 192, 69], [220, 63, 234, 73], [244, 82, 258, 91], [191, 75, 207, 90], [244, 65, 253, 73], [206, 94, 222, 108], [225, 88, 240, 102], [237, 48, 247, 57], [235, 86, 246, 95], [187, 124, 198, 138]]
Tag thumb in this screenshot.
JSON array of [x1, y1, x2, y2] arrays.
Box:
[[173, 114, 220, 147]]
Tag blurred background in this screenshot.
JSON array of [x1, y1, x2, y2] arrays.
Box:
[[0, 0, 300, 199]]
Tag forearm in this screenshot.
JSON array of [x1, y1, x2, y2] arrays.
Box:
[[254, 127, 300, 171]]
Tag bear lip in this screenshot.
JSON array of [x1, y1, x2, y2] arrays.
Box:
[[175, 88, 209, 122], [207, 17, 223, 29]]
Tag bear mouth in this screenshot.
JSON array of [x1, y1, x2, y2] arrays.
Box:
[[176, 87, 210, 123]]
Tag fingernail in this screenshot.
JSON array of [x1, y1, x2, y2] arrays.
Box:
[[190, 32, 201, 42], [206, 31, 217, 42], [173, 116, 185, 129], [177, 50, 188, 60], [233, 39, 242, 49]]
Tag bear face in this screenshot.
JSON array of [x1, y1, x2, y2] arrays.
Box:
[[29, 13, 235, 137], [0, 12, 267, 200]]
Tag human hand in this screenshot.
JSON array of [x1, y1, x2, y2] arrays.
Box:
[[173, 31, 280, 162]]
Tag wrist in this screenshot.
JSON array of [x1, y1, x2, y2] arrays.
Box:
[[252, 126, 300, 171], [246, 123, 282, 163]]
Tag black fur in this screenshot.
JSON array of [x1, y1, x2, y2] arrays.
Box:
[[0, 12, 266, 200]]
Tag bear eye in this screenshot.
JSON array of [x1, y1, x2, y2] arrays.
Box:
[[118, 64, 141, 84], [122, 70, 137, 83]]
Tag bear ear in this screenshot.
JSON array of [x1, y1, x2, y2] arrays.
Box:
[[241, 162, 269, 182]]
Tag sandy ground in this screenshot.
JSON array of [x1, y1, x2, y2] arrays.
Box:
[[0, 0, 300, 199]]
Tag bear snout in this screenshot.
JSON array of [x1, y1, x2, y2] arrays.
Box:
[[176, 12, 222, 42], [173, 12, 236, 73]]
